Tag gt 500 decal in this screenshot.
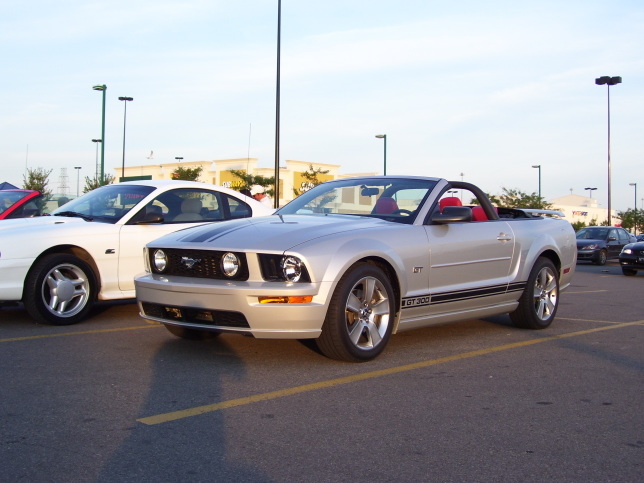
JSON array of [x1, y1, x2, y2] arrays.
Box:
[[401, 283, 523, 310], [402, 296, 431, 308]]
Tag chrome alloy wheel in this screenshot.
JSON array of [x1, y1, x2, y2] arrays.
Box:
[[344, 275, 391, 351], [40, 263, 91, 318], [532, 265, 558, 321]]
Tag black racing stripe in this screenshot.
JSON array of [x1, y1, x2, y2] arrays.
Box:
[[182, 219, 252, 243], [401, 282, 526, 310]]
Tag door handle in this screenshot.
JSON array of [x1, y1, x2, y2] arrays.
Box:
[[497, 233, 512, 242]]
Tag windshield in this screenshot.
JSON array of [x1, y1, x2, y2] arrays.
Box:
[[51, 184, 155, 224], [0, 191, 34, 215], [576, 228, 609, 240], [276, 177, 438, 224]]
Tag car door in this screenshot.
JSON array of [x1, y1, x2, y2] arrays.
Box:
[[422, 219, 516, 315]]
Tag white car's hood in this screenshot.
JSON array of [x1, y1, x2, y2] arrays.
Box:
[[0, 215, 89, 233], [148, 214, 394, 252]]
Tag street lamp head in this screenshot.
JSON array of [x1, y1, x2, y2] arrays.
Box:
[[91, 139, 102, 143], [92, 84, 106, 91], [375, 134, 386, 139], [118, 96, 134, 102], [595, 76, 622, 86], [629, 183, 637, 187], [532, 165, 541, 168]]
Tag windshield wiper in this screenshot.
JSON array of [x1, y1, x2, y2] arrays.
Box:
[[54, 211, 94, 222]]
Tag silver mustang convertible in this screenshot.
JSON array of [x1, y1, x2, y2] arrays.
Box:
[[135, 176, 576, 362]]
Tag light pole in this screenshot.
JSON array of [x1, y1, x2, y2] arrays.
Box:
[[630, 183, 637, 211], [532, 165, 541, 198], [92, 84, 107, 183], [595, 75, 622, 225], [118, 96, 133, 180], [585, 187, 597, 198], [92, 139, 102, 180], [74, 167, 81, 197], [274, 0, 282, 209], [375, 134, 387, 175]]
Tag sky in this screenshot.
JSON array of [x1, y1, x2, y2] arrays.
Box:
[[2, 0, 643, 213]]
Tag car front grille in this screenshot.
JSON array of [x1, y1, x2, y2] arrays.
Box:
[[149, 248, 249, 280], [141, 302, 250, 328]]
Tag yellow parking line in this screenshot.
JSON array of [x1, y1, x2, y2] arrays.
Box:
[[0, 324, 160, 343], [138, 320, 643, 426]]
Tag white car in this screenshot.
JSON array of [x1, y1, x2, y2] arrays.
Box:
[[0, 180, 273, 325]]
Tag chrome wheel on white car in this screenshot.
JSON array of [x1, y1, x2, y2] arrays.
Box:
[[24, 254, 96, 325], [317, 262, 395, 362], [510, 257, 559, 330]]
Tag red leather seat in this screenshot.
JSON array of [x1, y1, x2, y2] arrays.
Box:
[[374, 197, 399, 214], [471, 206, 488, 221], [439, 196, 462, 212]]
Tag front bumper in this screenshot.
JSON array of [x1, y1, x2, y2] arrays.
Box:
[[619, 255, 644, 271], [135, 273, 334, 339], [576, 249, 601, 261], [0, 258, 32, 301]]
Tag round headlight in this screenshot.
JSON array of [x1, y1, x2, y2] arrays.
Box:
[[282, 256, 303, 282], [153, 249, 167, 272], [622, 248, 632, 255], [221, 252, 240, 277]]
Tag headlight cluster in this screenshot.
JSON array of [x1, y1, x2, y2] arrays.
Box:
[[258, 254, 311, 282], [580, 243, 599, 250], [221, 252, 240, 277], [154, 249, 167, 272], [622, 248, 632, 255]]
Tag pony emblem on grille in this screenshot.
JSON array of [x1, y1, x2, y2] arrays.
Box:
[[181, 256, 202, 269]]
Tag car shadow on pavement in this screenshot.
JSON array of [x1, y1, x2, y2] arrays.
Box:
[[95, 335, 270, 481]]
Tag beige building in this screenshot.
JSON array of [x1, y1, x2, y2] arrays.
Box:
[[551, 194, 615, 225], [117, 158, 375, 206]]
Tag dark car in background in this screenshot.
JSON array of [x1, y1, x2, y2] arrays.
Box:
[[575, 226, 632, 265], [0, 190, 43, 219], [619, 241, 644, 276]]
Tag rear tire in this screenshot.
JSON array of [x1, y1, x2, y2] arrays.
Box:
[[510, 257, 559, 330], [164, 324, 221, 340], [24, 253, 96, 325], [316, 263, 395, 362]]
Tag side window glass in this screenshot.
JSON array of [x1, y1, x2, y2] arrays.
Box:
[[228, 196, 252, 219]]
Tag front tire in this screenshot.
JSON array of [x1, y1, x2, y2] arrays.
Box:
[[164, 324, 221, 340], [594, 249, 607, 265], [24, 254, 96, 325], [510, 257, 559, 330], [316, 263, 395, 362], [622, 267, 637, 276]]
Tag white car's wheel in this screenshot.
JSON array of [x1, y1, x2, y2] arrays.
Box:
[[510, 257, 559, 330], [24, 254, 96, 325], [317, 262, 395, 362]]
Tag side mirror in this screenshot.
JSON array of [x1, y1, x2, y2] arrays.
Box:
[[431, 206, 472, 224], [136, 213, 164, 224]]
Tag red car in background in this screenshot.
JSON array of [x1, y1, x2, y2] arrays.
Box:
[[0, 190, 44, 219]]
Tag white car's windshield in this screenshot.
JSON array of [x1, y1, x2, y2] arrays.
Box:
[[276, 177, 438, 223], [51, 184, 155, 224]]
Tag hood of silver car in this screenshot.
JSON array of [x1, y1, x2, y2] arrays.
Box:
[[149, 214, 392, 252]]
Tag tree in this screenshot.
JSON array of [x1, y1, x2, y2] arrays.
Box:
[[171, 166, 203, 181], [83, 174, 116, 193], [22, 167, 53, 199], [617, 208, 644, 234], [22, 167, 53, 213], [229, 169, 275, 196], [293, 164, 330, 197], [492, 187, 553, 209]]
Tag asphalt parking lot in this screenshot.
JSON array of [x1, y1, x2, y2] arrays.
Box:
[[1, 261, 642, 482]]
